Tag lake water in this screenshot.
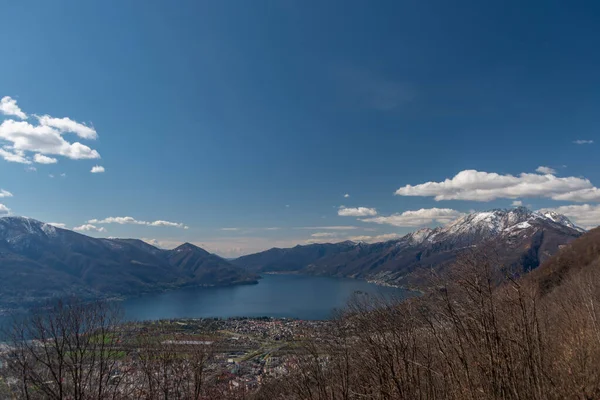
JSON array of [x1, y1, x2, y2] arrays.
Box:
[[121, 274, 412, 321]]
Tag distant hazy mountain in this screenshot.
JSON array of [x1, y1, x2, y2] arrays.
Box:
[[0, 217, 258, 309], [232, 207, 584, 288]]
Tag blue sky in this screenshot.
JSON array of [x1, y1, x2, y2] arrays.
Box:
[[1, 0, 599, 256]]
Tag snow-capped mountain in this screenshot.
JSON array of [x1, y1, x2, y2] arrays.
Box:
[[0, 216, 258, 309], [0, 216, 59, 241], [234, 207, 584, 287], [402, 207, 584, 246], [537, 210, 585, 232]]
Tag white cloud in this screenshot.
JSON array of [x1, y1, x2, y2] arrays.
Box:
[[34, 153, 58, 164], [36, 115, 97, 140], [551, 188, 600, 202], [49, 174, 54, 178], [89, 216, 189, 229], [47, 222, 67, 229], [0, 96, 27, 119], [60, 173, 66, 178], [89, 216, 140, 225], [149, 220, 188, 229], [338, 206, 377, 217], [0, 148, 31, 164], [0, 120, 100, 160], [536, 166, 556, 175], [311, 232, 339, 238], [0, 204, 10, 214], [0, 189, 13, 198], [221, 228, 240, 231], [305, 232, 402, 245], [296, 226, 358, 230], [0, 97, 100, 166], [25, 166, 37, 172], [348, 233, 401, 243], [344, 193, 350, 198], [395, 169, 599, 202], [361, 208, 464, 227], [538, 204, 600, 229], [74, 224, 106, 233], [512, 200, 523, 206], [90, 165, 105, 173], [573, 140, 594, 145]]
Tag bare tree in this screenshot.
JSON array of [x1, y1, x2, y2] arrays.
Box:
[[2, 298, 129, 400], [256, 246, 600, 400], [135, 332, 215, 400]]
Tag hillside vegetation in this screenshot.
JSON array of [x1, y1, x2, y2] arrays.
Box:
[[256, 228, 600, 399], [2, 228, 599, 399]]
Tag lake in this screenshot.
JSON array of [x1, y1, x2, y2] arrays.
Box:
[[121, 274, 413, 321]]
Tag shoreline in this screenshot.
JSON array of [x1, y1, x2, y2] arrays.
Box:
[[262, 271, 419, 292]]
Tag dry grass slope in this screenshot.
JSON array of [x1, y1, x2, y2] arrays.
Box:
[[256, 228, 600, 400]]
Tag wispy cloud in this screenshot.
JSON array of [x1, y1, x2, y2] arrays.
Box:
[[310, 232, 339, 238], [91, 165, 105, 173], [512, 200, 523, 206], [338, 206, 377, 217], [348, 233, 401, 243], [88, 216, 189, 229], [0, 148, 31, 164], [343, 193, 350, 198], [295, 226, 358, 230], [573, 139, 594, 145], [47, 222, 67, 229], [36, 115, 97, 140], [74, 224, 106, 233], [0, 204, 10, 215], [395, 169, 600, 202], [220, 227, 282, 234], [361, 208, 464, 227], [535, 166, 556, 174], [0, 189, 13, 198]]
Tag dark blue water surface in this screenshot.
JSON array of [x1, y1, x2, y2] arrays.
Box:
[[121, 274, 412, 321]]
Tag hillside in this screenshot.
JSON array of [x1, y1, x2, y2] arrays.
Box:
[[528, 226, 600, 295], [233, 207, 583, 287], [254, 225, 600, 400], [0, 217, 258, 309]]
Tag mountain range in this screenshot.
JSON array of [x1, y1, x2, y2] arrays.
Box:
[[0, 207, 585, 309], [231, 207, 584, 288], [0, 217, 258, 310]]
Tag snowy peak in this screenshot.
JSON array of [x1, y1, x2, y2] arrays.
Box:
[[404, 227, 434, 244], [537, 210, 584, 232], [400, 207, 583, 246], [0, 216, 59, 242], [440, 207, 535, 237]]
